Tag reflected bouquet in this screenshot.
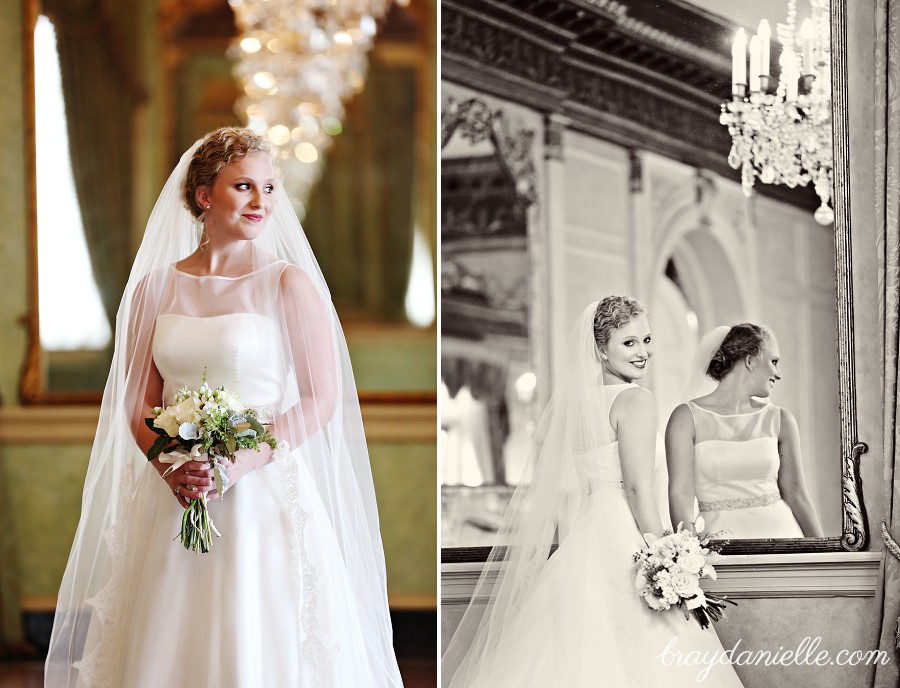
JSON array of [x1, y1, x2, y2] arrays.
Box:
[[632, 518, 736, 629], [146, 372, 277, 553]]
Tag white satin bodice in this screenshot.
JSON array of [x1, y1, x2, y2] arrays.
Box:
[[576, 384, 670, 529], [688, 401, 801, 537], [152, 312, 289, 411], [577, 384, 666, 484], [689, 402, 782, 503]]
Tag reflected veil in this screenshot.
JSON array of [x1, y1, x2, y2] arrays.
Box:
[[442, 302, 617, 686]]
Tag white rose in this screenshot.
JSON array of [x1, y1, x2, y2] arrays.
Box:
[[153, 408, 181, 437], [670, 571, 701, 598], [679, 552, 705, 574], [172, 397, 203, 425]]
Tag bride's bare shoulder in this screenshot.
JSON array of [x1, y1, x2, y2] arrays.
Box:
[[613, 385, 656, 418]]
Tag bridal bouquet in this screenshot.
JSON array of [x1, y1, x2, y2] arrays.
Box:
[[632, 518, 736, 629], [146, 373, 277, 553]]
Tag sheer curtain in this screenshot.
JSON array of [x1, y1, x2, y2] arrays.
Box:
[[872, 0, 900, 684]]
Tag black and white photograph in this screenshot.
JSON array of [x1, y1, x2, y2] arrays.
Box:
[[440, 1, 899, 687]]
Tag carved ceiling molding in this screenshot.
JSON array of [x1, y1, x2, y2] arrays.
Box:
[[441, 0, 820, 213], [442, 197, 528, 241], [441, 97, 538, 206], [442, 3, 727, 159], [441, 258, 529, 314]]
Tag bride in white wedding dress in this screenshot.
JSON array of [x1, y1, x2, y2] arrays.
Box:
[[667, 324, 824, 539], [45, 128, 404, 687], [442, 297, 744, 688]]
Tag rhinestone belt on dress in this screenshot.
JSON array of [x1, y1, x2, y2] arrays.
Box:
[[698, 491, 782, 512], [585, 479, 624, 495]]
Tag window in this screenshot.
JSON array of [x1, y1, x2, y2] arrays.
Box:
[[34, 15, 112, 351]]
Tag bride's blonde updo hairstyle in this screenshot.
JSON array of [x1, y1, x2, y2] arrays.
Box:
[[182, 127, 274, 219], [707, 323, 774, 381], [592, 295, 647, 351]]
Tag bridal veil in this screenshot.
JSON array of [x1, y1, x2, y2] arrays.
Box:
[[442, 301, 617, 687], [45, 136, 402, 686]]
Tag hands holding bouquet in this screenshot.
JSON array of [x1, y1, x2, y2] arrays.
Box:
[[633, 517, 736, 629], [146, 372, 277, 553]]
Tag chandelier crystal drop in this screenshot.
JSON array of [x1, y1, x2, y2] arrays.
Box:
[[229, 0, 397, 202], [719, 0, 833, 226]]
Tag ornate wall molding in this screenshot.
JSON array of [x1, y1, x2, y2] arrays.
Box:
[[442, 552, 883, 605], [442, 97, 538, 205]]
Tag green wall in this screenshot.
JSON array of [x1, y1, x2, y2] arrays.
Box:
[[3, 438, 435, 603]]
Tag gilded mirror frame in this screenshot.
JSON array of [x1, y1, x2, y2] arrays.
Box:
[[440, 0, 868, 562]]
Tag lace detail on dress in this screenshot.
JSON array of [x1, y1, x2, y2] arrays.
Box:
[[73, 466, 137, 686], [698, 491, 781, 512], [275, 442, 337, 687], [252, 404, 281, 424]]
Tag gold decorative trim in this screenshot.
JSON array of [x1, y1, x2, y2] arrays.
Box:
[[831, 0, 869, 552], [388, 592, 438, 610], [23, 591, 437, 612], [0, 399, 436, 445]]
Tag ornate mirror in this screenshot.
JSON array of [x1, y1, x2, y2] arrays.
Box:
[[440, 0, 867, 559], [440, 97, 542, 546]]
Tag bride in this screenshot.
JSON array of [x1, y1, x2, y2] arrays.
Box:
[[442, 296, 744, 687], [45, 128, 404, 687], [666, 324, 824, 539]]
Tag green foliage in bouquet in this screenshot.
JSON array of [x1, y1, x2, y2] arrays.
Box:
[[144, 371, 278, 553]]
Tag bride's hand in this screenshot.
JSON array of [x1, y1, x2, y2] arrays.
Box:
[[206, 446, 272, 499], [153, 459, 214, 508]]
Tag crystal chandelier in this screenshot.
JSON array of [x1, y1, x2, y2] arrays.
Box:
[[229, 0, 399, 204], [719, 0, 833, 226]]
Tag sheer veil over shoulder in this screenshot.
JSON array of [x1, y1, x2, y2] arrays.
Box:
[[678, 326, 731, 402], [442, 302, 614, 685], [45, 139, 402, 686]]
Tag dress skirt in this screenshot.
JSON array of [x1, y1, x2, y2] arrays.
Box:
[[458, 483, 745, 688], [75, 454, 381, 688]]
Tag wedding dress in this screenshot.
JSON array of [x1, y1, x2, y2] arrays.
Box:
[[688, 401, 803, 539], [73, 263, 394, 687], [46, 136, 403, 687], [442, 304, 744, 688]]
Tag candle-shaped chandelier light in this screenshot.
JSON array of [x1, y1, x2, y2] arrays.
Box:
[[229, 0, 400, 205], [719, 0, 833, 225]]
